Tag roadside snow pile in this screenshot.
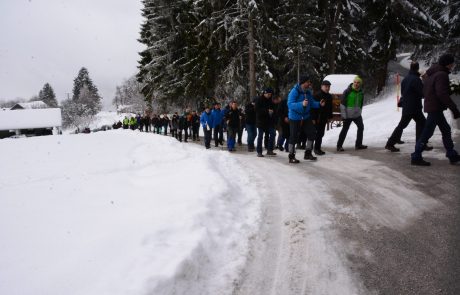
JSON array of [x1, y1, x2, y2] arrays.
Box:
[[0, 131, 261, 295]]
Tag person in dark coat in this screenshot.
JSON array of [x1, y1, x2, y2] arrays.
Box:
[[312, 80, 333, 155], [411, 53, 460, 165], [245, 99, 257, 152], [163, 114, 170, 135], [385, 62, 432, 152], [255, 87, 277, 157], [177, 113, 188, 142], [276, 98, 290, 152], [191, 111, 201, 141], [225, 101, 241, 151], [170, 113, 179, 138]]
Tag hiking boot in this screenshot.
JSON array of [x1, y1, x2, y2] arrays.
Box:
[[289, 153, 300, 164], [266, 151, 277, 156], [277, 145, 284, 151], [304, 150, 317, 161], [337, 146, 345, 152], [314, 149, 325, 155], [355, 145, 368, 150], [385, 144, 400, 152], [449, 154, 460, 165], [423, 145, 433, 151], [257, 153, 264, 158], [396, 140, 405, 144], [411, 158, 431, 166]]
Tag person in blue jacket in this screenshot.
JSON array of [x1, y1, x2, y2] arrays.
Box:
[[211, 102, 224, 147], [287, 75, 325, 163], [200, 106, 214, 149]]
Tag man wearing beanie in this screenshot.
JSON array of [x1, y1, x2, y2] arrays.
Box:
[[255, 87, 277, 157], [287, 74, 325, 163], [411, 53, 460, 165], [385, 61, 432, 152], [312, 80, 334, 155], [336, 75, 368, 151]]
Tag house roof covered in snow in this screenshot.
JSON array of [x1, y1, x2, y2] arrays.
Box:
[[10, 101, 48, 110]]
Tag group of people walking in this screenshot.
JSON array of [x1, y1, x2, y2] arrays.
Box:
[[385, 53, 460, 166], [115, 53, 458, 166], [199, 73, 368, 164]]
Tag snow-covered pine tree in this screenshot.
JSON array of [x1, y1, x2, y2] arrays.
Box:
[[363, 0, 441, 92], [413, 0, 458, 69], [71, 67, 102, 115], [38, 83, 58, 107]]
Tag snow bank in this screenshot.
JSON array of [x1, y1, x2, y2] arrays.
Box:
[[0, 131, 261, 295]]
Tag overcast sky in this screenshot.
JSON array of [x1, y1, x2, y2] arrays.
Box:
[[0, 0, 144, 109]]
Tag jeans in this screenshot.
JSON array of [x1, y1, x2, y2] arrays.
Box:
[[337, 116, 364, 148], [412, 111, 457, 160], [246, 124, 257, 149], [227, 126, 237, 150]]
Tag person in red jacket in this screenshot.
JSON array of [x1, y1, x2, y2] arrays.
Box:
[[411, 53, 460, 166]]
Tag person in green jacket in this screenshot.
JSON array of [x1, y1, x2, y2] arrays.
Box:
[[129, 116, 137, 130], [336, 76, 368, 151], [122, 116, 129, 129]]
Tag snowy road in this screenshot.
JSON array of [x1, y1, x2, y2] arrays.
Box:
[[230, 137, 460, 294]]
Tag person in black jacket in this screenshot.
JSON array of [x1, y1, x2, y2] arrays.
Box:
[[225, 101, 241, 151], [245, 99, 257, 152], [312, 80, 333, 155], [255, 88, 277, 157], [385, 62, 432, 152], [191, 111, 201, 141]]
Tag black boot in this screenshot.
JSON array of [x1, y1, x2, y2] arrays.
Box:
[[289, 153, 300, 163], [304, 150, 317, 161]]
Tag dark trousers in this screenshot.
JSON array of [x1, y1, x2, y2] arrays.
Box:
[[289, 119, 316, 154], [412, 112, 457, 160], [163, 124, 168, 135], [213, 124, 223, 146], [203, 127, 212, 148], [314, 121, 327, 150], [387, 112, 426, 145], [171, 129, 177, 138], [337, 116, 364, 148], [178, 129, 188, 142], [227, 126, 237, 150], [192, 126, 199, 140], [257, 127, 275, 154], [237, 126, 243, 144], [246, 124, 257, 150]]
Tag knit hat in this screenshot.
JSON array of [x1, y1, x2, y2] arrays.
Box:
[[299, 75, 311, 85], [410, 61, 420, 72], [439, 53, 455, 67], [321, 80, 331, 86], [263, 87, 274, 94], [353, 76, 363, 84]]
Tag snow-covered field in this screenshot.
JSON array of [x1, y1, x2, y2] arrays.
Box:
[[0, 131, 261, 295], [1, 65, 458, 294]]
